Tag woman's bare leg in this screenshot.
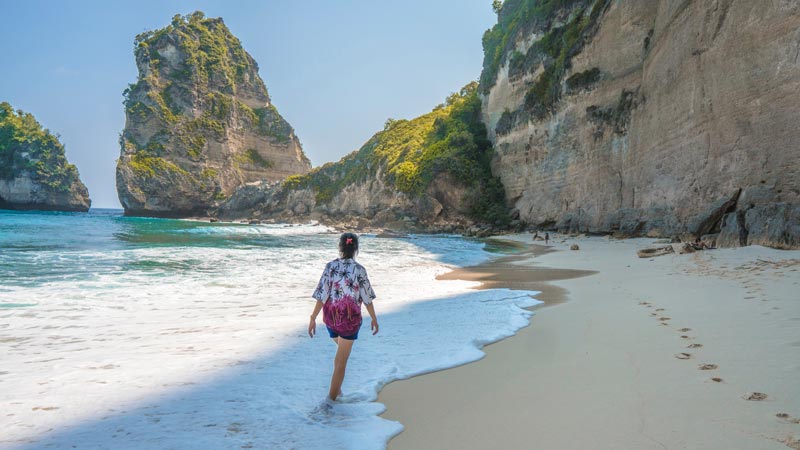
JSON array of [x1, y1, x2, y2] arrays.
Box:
[[328, 338, 354, 401], [329, 337, 343, 398]]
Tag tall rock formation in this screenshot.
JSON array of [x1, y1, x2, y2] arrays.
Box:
[[216, 83, 508, 232], [0, 102, 90, 211], [116, 11, 311, 217], [481, 0, 799, 248]]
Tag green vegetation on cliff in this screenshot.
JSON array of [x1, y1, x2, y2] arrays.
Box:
[[521, 1, 607, 118], [481, 0, 587, 91], [0, 102, 81, 192], [481, 0, 610, 127], [283, 83, 509, 224], [235, 149, 273, 168], [135, 11, 250, 94], [121, 11, 295, 164]]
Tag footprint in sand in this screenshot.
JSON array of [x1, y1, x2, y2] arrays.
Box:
[[699, 364, 718, 370], [680, 335, 692, 339], [711, 377, 724, 383], [675, 353, 692, 359], [656, 308, 665, 312], [743, 392, 768, 401], [777, 413, 800, 425], [638, 301, 651, 306], [687, 343, 703, 348], [650, 313, 658, 317], [678, 328, 691, 332], [659, 317, 671, 321]]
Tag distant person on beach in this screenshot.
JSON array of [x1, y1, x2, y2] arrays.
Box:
[[545, 232, 550, 244], [308, 232, 379, 402]]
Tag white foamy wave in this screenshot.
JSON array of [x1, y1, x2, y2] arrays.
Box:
[[0, 232, 540, 450], [179, 221, 334, 236]]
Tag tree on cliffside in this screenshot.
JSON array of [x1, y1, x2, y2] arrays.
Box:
[[0, 102, 90, 211]]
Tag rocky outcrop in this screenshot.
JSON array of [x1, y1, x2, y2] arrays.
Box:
[[0, 102, 90, 211], [116, 11, 310, 217], [481, 0, 800, 248], [216, 172, 473, 232], [216, 84, 507, 232]]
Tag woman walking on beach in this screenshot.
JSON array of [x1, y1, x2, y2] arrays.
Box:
[[308, 233, 379, 402]]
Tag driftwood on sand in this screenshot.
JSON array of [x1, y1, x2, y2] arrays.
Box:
[[637, 246, 674, 258], [637, 243, 698, 258]]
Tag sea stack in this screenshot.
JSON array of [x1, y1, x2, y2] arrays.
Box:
[[0, 102, 91, 212], [116, 11, 311, 217]]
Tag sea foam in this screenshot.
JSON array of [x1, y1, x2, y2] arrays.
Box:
[[0, 212, 540, 450]]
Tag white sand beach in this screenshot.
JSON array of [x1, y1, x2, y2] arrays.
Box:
[[380, 235, 800, 449]]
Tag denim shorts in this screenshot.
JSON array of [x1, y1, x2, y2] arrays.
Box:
[[326, 326, 359, 340]]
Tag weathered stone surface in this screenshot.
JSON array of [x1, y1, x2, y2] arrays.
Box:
[[700, 233, 719, 248], [0, 102, 90, 211], [717, 211, 747, 248], [744, 203, 800, 250], [116, 12, 310, 217], [0, 176, 90, 212], [684, 190, 740, 240], [482, 0, 800, 248], [215, 173, 473, 233]]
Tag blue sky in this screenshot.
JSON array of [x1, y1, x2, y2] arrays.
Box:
[[0, 1, 496, 208]]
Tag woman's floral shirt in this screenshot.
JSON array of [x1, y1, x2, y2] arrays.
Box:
[[312, 258, 376, 305]]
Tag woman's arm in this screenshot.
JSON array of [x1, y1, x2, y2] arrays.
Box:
[[365, 302, 379, 335], [308, 300, 323, 338]]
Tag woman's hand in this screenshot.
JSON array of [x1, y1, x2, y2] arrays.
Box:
[[308, 301, 323, 338], [371, 320, 379, 335], [365, 302, 379, 335], [308, 316, 317, 338]]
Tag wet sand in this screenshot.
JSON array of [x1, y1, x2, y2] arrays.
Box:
[[436, 243, 595, 306]]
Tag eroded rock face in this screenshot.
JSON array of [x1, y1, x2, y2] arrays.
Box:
[[215, 172, 472, 232], [116, 12, 310, 217], [0, 102, 90, 211], [482, 0, 800, 248]]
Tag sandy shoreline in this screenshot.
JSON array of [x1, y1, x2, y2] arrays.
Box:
[[379, 235, 800, 449], [436, 242, 595, 306]]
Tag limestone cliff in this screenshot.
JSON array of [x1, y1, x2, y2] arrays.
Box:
[[116, 11, 311, 217], [0, 102, 90, 211], [482, 0, 799, 248], [217, 83, 508, 232]]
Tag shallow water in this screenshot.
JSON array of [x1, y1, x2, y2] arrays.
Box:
[[0, 209, 539, 449]]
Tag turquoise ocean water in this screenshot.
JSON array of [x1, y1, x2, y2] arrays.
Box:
[[0, 208, 539, 450]]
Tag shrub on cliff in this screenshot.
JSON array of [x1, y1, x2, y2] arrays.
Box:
[[480, 0, 588, 92], [283, 83, 510, 225], [0, 102, 81, 193]]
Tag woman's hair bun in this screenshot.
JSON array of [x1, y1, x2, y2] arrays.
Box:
[[339, 232, 359, 258]]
